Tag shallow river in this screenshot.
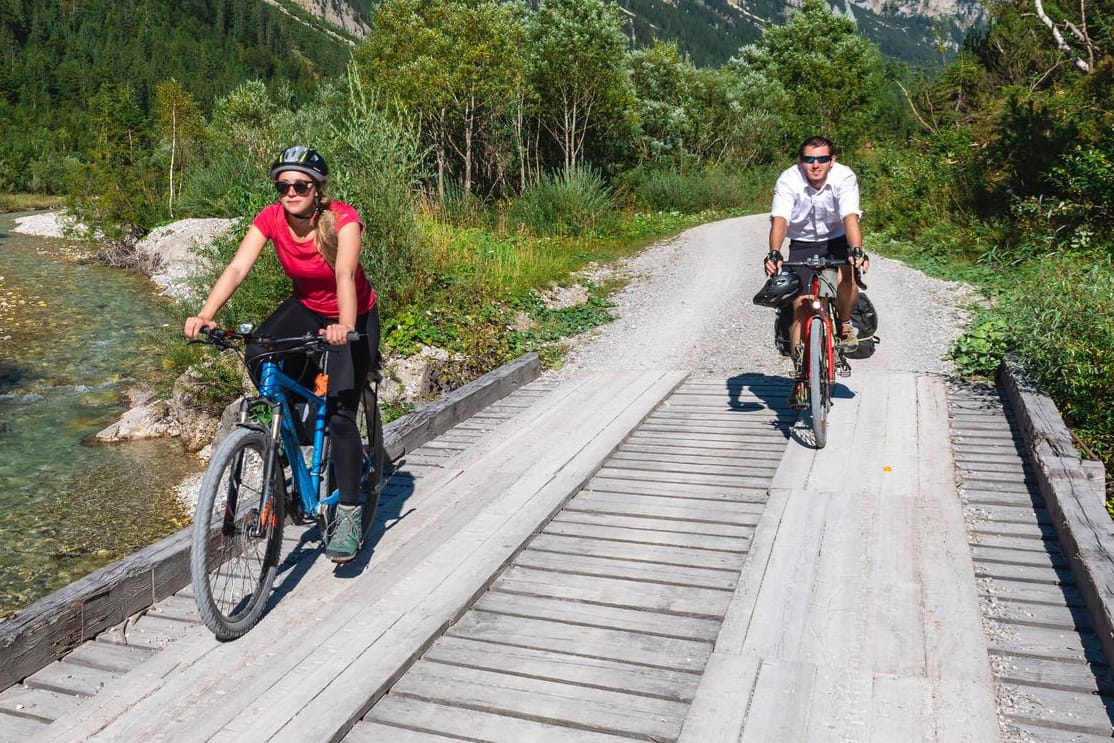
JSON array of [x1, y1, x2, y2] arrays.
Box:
[[0, 214, 200, 615]]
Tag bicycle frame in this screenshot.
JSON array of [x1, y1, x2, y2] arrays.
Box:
[[245, 359, 339, 520], [803, 272, 838, 387]]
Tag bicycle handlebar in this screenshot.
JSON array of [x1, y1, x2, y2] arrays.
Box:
[[196, 326, 361, 353], [779, 256, 868, 290]]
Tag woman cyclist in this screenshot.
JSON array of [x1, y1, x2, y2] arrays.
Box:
[[183, 145, 380, 564]]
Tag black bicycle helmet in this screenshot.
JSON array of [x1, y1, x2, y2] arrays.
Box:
[[752, 270, 803, 307], [269, 145, 329, 184]]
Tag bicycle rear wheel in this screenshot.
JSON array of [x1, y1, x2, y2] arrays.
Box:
[[191, 426, 285, 640], [357, 384, 386, 542], [808, 316, 831, 449]]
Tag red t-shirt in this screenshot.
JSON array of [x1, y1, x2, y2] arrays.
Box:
[[252, 201, 376, 317]]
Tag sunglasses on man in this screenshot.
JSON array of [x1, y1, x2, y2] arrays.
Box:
[[274, 180, 315, 196], [801, 155, 833, 164]]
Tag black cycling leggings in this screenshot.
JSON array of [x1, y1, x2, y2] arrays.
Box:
[[246, 298, 380, 507]]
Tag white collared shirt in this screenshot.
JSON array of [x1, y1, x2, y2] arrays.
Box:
[[770, 161, 862, 242]]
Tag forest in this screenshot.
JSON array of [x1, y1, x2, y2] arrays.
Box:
[[4, 0, 1113, 496]]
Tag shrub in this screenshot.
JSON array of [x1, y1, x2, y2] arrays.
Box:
[[614, 164, 774, 214], [505, 166, 614, 237]]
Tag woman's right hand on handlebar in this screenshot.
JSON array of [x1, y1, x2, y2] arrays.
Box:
[[184, 315, 217, 340]]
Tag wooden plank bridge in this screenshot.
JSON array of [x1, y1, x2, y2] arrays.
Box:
[[1, 361, 1112, 741]]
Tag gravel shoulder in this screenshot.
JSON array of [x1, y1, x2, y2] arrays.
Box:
[[552, 213, 977, 380]]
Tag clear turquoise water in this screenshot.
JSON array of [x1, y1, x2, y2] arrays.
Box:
[[0, 215, 200, 614]]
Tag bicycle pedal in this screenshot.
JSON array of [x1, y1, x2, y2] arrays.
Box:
[[836, 360, 852, 377]]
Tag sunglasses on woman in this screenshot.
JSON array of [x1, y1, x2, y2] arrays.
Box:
[[274, 180, 315, 196]]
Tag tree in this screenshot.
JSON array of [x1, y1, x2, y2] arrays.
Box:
[[155, 79, 203, 216], [526, 0, 634, 171], [730, 0, 886, 151], [356, 0, 528, 198]]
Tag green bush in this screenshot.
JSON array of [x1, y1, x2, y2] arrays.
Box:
[[1004, 253, 1114, 460], [615, 165, 774, 214], [505, 166, 614, 237]]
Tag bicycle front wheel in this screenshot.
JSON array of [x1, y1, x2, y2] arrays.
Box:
[[191, 426, 285, 640], [808, 316, 831, 449]]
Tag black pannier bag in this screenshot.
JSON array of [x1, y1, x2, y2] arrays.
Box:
[[773, 293, 879, 359]]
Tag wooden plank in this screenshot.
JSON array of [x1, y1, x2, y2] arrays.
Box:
[[527, 532, 747, 571], [986, 598, 1092, 631], [737, 658, 815, 743], [542, 518, 752, 553], [493, 566, 733, 618], [362, 695, 639, 743], [551, 511, 754, 539], [988, 650, 1114, 692], [0, 710, 48, 742], [448, 611, 711, 672], [868, 674, 930, 743], [23, 662, 116, 698], [422, 636, 701, 701], [0, 684, 84, 722], [60, 642, 154, 674], [802, 663, 872, 742], [593, 465, 773, 490], [1008, 723, 1114, 743], [971, 544, 1068, 569], [979, 577, 1087, 606], [998, 682, 1114, 735], [513, 549, 739, 590], [566, 491, 763, 525], [985, 618, 1101, 663], [345, 719, 464, 742], [975, 560, 1074, 586], [386, 661, 689, 741], [600, 455, 778, 478], [473, 592, 722, 641], [582, 478, 768, 503], [969, 531, 1054, 552]]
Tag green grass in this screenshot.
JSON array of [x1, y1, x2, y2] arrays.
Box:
[[0, 193, 65, 213]]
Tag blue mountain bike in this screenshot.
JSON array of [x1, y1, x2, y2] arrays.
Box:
[[189, 325, 386, 640]]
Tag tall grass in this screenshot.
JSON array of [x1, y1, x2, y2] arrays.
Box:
[[504, 166, 614, 237], [614, 164, 776, 213]]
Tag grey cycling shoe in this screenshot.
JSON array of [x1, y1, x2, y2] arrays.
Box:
[[326, 504, 362, 563]]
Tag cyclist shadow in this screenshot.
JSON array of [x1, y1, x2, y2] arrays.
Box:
[[725, 371, 856, 442], [267, 459, 418, 602], [725, 372, 797, 436], [332, 460, 418, 578]]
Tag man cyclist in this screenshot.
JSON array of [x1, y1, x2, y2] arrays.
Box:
[[764, 136, 870, 409]]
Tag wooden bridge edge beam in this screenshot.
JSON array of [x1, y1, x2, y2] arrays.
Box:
[[998, 352, 1114, 669], [0, 352, 542, 691]]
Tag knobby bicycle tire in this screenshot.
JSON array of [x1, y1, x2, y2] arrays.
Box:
[[809, 316, 830, 449], [358, 385, 386, 543], [191, 426, 285, 640]]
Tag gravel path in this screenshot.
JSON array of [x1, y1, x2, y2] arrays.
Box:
[[551, 213, 977, 381]]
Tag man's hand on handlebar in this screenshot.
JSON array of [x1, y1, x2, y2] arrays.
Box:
[[763, 250, 784, 277], [850, 247, 871, 274]]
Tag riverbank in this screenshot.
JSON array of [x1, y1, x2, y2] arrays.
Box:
[[0, 215, 203, 613]]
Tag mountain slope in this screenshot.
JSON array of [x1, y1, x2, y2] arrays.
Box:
[[615, 0, 985, 67]]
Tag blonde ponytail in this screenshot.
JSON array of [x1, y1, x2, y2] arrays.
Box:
[[313, 198, 338, 269]]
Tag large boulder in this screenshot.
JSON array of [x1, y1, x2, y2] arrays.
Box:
[[136, 218, 237, 300]]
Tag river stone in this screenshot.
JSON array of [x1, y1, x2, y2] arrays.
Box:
[[136, 218, 237, 300], [95, 400, 177, 442]]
